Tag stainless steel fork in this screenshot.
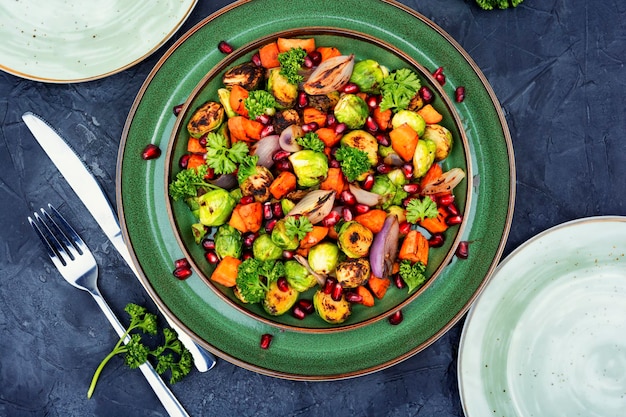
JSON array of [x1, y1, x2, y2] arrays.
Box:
[[28, 204, 189, 417]]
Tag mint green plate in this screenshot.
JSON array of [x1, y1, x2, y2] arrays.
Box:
[[117, 0, 514, 379]]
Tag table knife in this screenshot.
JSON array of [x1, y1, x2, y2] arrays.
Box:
[[22, 111, 216, 372]]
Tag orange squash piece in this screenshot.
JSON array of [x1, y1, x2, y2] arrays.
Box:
[[316, 46, 342, 62], [229, 85, 249, 117], [303, 107, 328, 127], [299, 226, 329, 249], [368, 274, 391, 299], [186, 154, 205, 171], [418, 207, 449, 234], [398, 230, 429, 265], [355, 285, 375, 307], [229, 202, 263, 233], [319, 167, 345, 196], [417, 104, 443, 124], [258, 42, 280, 68], [186, 137, 207, 154], [210, 256, 241, 287], [354, 209, 387, 234], [316, 127, 342, 147], [269, 171, 297, 199], [372, 107, 392, 131], [227, 116, 264, 142], [277, 37, 316, 53], [389, 123, 419, 162]]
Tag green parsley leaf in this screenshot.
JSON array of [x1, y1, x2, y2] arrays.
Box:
[[235, 258, 285, 303], [237, 154, 259, 184], [244, 90, 276, 120], [205, 132, 249, 175], [296, 132, 325, 153], [168, 164, 218, 201], [398, 260, 427, 294], [379, 68, 421, 112], [405, 196, 439, 224], [278, 47, 307, 84], [334, 145, 371, 182], [284, 215, 313, 240]]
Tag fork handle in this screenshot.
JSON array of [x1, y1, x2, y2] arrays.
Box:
[[90, 290, 190, 417]]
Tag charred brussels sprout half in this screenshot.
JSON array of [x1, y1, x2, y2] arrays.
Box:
[[391, 110, 426, 137], [267, 68, 298, 109], [214, 225, 243, 260], [349, 59, 387, 94], [197, 188, 236, 227], [339, 130, 379, 167], [335, 258, 371, 288], [252, 234, 283, 261], [413, 139, 437, 178], [337, 221, 374, 259], [313, 289, 351, 324], [263, 280, 298, 316], [308, 242, 339, 275], [240, 165, 274, 203], [187, 101, 225, 138], [222, 61, 265, 90], [271, 219, 300, 250], [284, 260, 317, 292], [333, 93, 369, 129], [288, 150, 328, 188], [421, 124, 453, 161]]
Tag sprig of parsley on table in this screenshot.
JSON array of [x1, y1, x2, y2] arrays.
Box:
[[169, 164, 219, 201], [398, 260, 427, 294], [284, 215, 314, 240], [296, 132, 325, 153], [379, 68, 421, 112], [87, 303, 192, 398], [278, 47, 307, 84], [475, 0, 523, 10], [334, 145, 371, 182], [405, 196, 439, 224], [205, 132, 249, 175]]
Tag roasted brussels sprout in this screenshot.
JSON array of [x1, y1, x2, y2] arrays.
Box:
[[272, 109, 301, 135], [337, 221, 374, 258], [413, 139, 437, 178], [267, 68, 298, 108], [313, 289, 351, 324], [407, 91, 425, 112], [387, 205, 407, 224], [271, 219, 300, 250], [263, 280, 298, 316], [217, 88, 237, 118], [421, 124, 453, 161], [307, 91, 340, 112], [240, 165, 274, 203], [284, 260, 317, 292], [335, 258, 371, 288], [187, 101, 225, 138], [288, 150, 329, 188], [191, 223, 207, 244], [391, 110, 426, 137], [387, 168, 408, 187], [339, 130, 379, 166], [252, 234, 283, 261], [197, 188, 236, 226], [333, 93, 369, 129], [281, 198, 296, 215], [370, 175, 408, 209], [308, 242, 339, 275], [222, 61, 265, 90], [214, 225, 243, 260], [349, 59, 387, 94]]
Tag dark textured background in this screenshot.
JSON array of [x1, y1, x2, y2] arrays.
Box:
[[1, 0, 625, 416]]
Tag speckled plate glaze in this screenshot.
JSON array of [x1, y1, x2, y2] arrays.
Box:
[[0, 0, 197, 83], [459, 217, 626, 416], [117, 0, 515, 379]]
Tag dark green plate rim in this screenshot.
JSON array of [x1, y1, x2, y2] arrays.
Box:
[[117, 0, 515, 380]]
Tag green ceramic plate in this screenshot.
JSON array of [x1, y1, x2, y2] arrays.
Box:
[[165, 28, 471, 332], [459, 217, 626, 416], [117, 0, 514, 379]]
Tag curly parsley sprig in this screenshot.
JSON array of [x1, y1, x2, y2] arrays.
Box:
[[235, 258, 285, 303], [244, 90, 276, 120], [284, 215, 313, 240], [205, 132, 249, 175], [405, 196, 439, 224], [379, 68, 421, 112], [169, 164, 220, 201], [398, 260, 427, 294], [278, 47, 307, 84], [296, 132, 325, 153], [334, 145, 371, 182]]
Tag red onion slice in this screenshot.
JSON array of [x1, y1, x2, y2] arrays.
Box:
[[279, 125, 304, 152], [369, 215, 400, 278], [250, 134, 280, 168], [209, 173, 237, 189], [349, 184, 382, 207]]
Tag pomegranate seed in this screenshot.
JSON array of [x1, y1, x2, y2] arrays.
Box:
[[446, 215, 463, 226], [331, 282, 343, 301], [263, 202, 273, 220], [240, 195, 254, 205], [242, 251, 253, 261], [362, 174, 375, 191], [303, 55, 314, 69], [172, 103, 183, 116], [204, 167, 215, 180], [260, 124, 275, 138], [201, 239, 215, 251], [329, 159, 340, 168], [342, 207, 354, 222], [282, 250, 294, 260], [355, 204, 370, 214], [297, 299, 315, 314], [403, 196, 417, 207], [272, 150, 291, 161], [403, 183, 420, 194], [434, 72, 446, 85], [260, 333, 273, 349], [419, 86, 435, 104], [265, 219, 278, 233], [389, 310, 403, 325], [272, 202, 283, 218], [302, 122, 319, 133], [446, 202, 460, 216], [274, 159, 292, 172], [243, 232, 257, 247], [205, 251, 219, 264], [428, 233, 445, 247], [292, 306, 307, 320], [366, 95, 379, 109], [297, 91, 308, 108], [340, 190, 356, 206], [334, 123, 347, 135], [321, 211, 341, 227], [256, 114, 271, 125], [173, 267, 192, 280], [376, 163, 391, 174], [456, 241, 469, 259], [178, 154, 191, 169], [322, 278, 336, 294], [399, 221, 411, 235], [345, 291, 363, 303], [141, 144, 161, 160], [277, 277, 290, 292], [251, 53, 262, 67], [326, 114, 337, 127], [309, 51, 322, 66], [437, 194, 455, 206], [393, 274, 405, 289], [401, 163, 414, 179], [218, 40, 233, 54], [432, 66, 444, 77], [365, 116, 379, 133], [341, 83, 359, 94], [375, 134, 390, 147], [455, 86, 466, 103], [174, 258, 190, 269]]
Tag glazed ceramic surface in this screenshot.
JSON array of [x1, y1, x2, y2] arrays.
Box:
[[117, 0, 514, 379], [0, 0, 197, 82], [459, 217, 626, 416]]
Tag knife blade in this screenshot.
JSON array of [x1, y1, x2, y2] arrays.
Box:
[[22, 111, 216, 372]]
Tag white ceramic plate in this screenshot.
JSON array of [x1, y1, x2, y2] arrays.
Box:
[[459, 216, 626, 417], [0, 0, 197, 83]]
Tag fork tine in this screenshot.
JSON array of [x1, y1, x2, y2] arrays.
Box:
[[29, 210, 69, 267], [45, 204, 86, 256], [28, 212, 60, 261]]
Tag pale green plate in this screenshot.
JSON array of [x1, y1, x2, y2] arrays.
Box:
[[117, 0, 515, 379]]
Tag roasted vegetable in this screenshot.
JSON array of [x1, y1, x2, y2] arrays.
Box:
[[391, 110, 426, 137], [335, 258, 371, 288], [272, 108, 301, 134], [214, 225, 243, 260], [308, 242, 340, 275], [239, 165, 274, 203], [284, 260, 317, 292], [263, 279, 298, 316], [222, 61, 264, 90], [267, 68, 298, 108], [313, 289, 351, 324], [303, 54, 355, 95], [287, 189, 336, 224], [253, 234, 283, 261], [187, 101, 224, 138], [349, 59, 387, 94], [337, 221, 374, 259], [288, 150, 328, 187], [271, 218, 300, 250], [197, 188, 236, 226], [339, 130, 379, 167], [421, 124, 453, 161], [333, 94, 369, 130], [413, 139, 437, 178]]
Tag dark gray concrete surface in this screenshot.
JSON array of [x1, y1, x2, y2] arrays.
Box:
[[2, 1, 625, 416]]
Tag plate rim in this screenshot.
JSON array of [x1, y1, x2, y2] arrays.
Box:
[[117, 0, 516, 380]]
